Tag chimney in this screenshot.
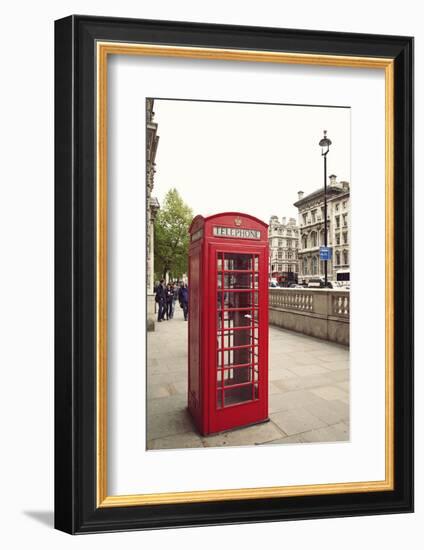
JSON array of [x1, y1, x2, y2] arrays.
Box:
[[297, 191, 304, 200], [281, 217, 286, 225], [329, 174, 337, 186]]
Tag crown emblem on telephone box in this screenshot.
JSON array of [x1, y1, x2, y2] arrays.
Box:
[[234, 217, 242, 226]]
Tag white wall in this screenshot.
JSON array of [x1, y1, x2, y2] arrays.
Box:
[[0, 1, 420, 548]]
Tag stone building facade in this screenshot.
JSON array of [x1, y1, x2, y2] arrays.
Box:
[[293, 175, 350, 283], [146, 99, 160, 330], [268, 216, 300, 284]]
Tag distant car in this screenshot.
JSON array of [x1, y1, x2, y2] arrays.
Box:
[[269, 282, 278, 288], [307, 278, 334, 289], [289, 283, 303, 288], [307, 277, 325, 288]]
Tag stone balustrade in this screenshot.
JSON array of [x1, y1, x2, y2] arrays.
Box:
[[269, 288, 350, 345]]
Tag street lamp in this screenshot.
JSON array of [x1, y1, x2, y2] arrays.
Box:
[[319, 130, 332, 287]]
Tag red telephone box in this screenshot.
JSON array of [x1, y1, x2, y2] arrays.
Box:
[[188, 212, 269, 435]]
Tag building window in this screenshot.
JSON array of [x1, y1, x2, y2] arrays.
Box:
[[311, 232, 317, 247], [278, 239, 282, 247], [302, 213, 307, 225], [342, 201, 347, 209], [311, 209, 317, 223], [335, 203, 340, 211], [336, 251, 340, 265], [287, 229, 292, 236], [343, 232, 348, 244], [278, 264, 282, 271], [287, 250, 292, 260], [302, 236, 308, 249], [311, 256, 318, 275], [303, 257, 308, 274], [287, 239, 292, 248], [335, 215, 340, 229], [336, 233, 340, 245], [343, 250, 349, 265], [343, 213, 348, 227], [277, 251, 283, 260]]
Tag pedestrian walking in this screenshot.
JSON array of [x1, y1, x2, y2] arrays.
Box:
[[155, 279, 167, 322], [178, 283, 189, 321], [166, 283, 175, 320]]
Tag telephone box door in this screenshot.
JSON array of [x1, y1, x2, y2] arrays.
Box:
[[208, 243, 268, 434]]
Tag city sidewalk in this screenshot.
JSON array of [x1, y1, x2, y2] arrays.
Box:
[[147, 307, 349, 450]]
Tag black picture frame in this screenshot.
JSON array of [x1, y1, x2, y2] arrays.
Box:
[[55, 15, 414, 534]]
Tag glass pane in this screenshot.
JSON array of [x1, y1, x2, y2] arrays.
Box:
[[217, 272, 257, 289], [224, 385, 253, 406], [218, 328, 256, 350], [218, 291, 258, 309], [254, 383, 259, 400], [223, 253, 254, 271], [218, 366, 253, 388], [217, 253, 223, 271], [219, 309, 254, 329], [218, 346, 258, 368]]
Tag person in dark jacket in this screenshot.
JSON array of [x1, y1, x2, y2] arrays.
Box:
[[166, 283, 175, 320], [155, 279, 166, 322], [178, 283, 189, 321]]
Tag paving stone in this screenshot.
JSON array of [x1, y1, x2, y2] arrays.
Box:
[[265, 434, 309, 445], [270, 407, 327, 436], [202, 421, 285, 447], [285, 351, 330, 366], [269, 390, 327, 414], [147, 409, 195, 440], [148, 384, 173, 399], [269, 367, 299, 381], [310, 386, 349, 403], [285, 363, 331, 377], [147, 432, 204, 450], [299, 422, 350, 443], [319, 360, 350, 371], [304, 398, 349, 425], [147, 393, 187, 416]]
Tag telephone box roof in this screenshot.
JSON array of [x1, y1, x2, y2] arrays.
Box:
[[189, 212, 268, 233]]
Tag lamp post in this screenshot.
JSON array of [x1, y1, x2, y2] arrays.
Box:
[[319, 130, 332, 287]]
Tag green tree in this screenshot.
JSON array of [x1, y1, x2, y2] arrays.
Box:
[[154, 189, 193, 281]]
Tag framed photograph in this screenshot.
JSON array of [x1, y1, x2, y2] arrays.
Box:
[[54, 15, 413, 533]]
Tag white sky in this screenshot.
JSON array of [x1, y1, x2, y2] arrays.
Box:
[[153, 99, 350, 223]]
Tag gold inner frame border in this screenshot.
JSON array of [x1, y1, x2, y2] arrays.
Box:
[[96, 41, 395, 508]]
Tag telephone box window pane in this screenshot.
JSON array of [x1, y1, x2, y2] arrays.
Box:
[[221, 310, 253, 329], [219, 366, 253, 387], [217, 254, 223, 271], [254, 383, 259, 400], [219, 346, 258, 368], [218, 291, 258, 310], [219, 272, 256, 289], [223, 253, 254, 271], [218, 329, 258, 350], [224, 385, 252, 406]]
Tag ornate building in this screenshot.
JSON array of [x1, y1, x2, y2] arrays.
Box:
[[294, 175, 350, 283], [146, 99, 160, 330], [268, 216, 299, 284]]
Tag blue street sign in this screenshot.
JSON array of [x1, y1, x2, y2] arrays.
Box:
[[319, 246, 332, 261]]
